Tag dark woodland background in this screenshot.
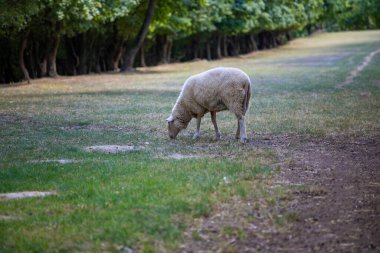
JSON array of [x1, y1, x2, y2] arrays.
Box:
[[0, 0, 379, 84]]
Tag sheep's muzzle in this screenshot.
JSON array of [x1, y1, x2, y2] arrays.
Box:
[[168, 122, 180, 139]]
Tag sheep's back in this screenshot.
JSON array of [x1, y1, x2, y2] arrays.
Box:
[[186, 67, 250, 112]]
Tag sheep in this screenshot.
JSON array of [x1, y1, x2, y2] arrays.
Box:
[[166, 67, 251, 143]]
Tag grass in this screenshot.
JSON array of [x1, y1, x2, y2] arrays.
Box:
[[1, 30, 380, 252]]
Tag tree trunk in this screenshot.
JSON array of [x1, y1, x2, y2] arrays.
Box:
[[236, 36, 240, 55], [271, 32, 277, 48], [106, 39, 123, 71], [40, 59, 47, 77], [167, 37, 172, 63], [260, 32, 269, 49], [223, 35, 228, 57], [32, 41, 41, 77], [230, 36, 240, 56], [286, 32, 291, 42], [67, 38, 79, 75], [206, 41, 211, 60], [193, 37, 199, 59], [140, 41, 146, 67], [158, 35, 169, 64], [95, 48, 102, 73], [77, 33, 88, 75], [113, 45, 124, 71], [121, 0, 156, 72], [4, 56, 13, 83], [19, 30, 30, 84], [216, 33, 222, 59], [28, 40, 36, 78], [47, 33, 60, 77], [249, 34, 258, 52]]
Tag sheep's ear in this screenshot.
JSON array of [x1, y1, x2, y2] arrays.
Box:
[[166, 115, 174, 122]]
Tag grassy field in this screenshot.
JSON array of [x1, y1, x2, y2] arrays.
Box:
[[1, 31, 380, 252]]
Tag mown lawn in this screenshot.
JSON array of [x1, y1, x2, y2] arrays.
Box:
[[1, 31, 380, 252]]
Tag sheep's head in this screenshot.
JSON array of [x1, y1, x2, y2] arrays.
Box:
[[167, 115, 181, 139]]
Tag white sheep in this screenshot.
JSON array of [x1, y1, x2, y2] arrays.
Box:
[[167, 67, 251, 142]]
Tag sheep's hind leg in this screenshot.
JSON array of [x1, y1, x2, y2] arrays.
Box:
[[211, 112, 221, 140], [235, 121, 240, 140], [193, 116, 202, 139], [237, 115, 247, 143]]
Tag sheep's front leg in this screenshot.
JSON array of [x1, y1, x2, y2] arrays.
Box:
[[237, 116, 247, 143], [211, 112, 221, 140], [193, 116, 202, 139]]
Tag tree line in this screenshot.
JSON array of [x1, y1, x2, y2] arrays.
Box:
[[0, 0, 379, 84]]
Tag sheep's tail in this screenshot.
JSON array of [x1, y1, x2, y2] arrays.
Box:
[[243, 82, 251, 115]]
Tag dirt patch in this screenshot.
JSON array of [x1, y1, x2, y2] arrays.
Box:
[[83, 145, 139, 154], [61, 124, 131, 132], [0, 215, 21, 221], [0, 191, 57, 200], [275, 53, 351, 67], [178, 134, 380, 252], [271, 135, 380, 252], [168, 154, 201, 160], [252, 53, 352, 67], [0, 115, 19, 122], [29, 159, 77, 164], [0, 114, 32, 123]]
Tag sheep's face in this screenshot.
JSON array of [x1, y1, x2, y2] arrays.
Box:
[[167, 115, 181, 139]]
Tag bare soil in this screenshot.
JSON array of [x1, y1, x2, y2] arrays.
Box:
[[178, 134, 380, 252], [338, 48, 380, 87], [61, 124, 131, 132], [83, 145, 139, 154], [29, 159, 78, 164]]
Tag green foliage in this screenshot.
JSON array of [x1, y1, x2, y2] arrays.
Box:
[[0, 0, 40, 36], [323, 0, 380, 31], [216, 0, 265, 35], [149, 0, 192, 37], [1, 0, 379, 83], [1, 0, 377, 39]]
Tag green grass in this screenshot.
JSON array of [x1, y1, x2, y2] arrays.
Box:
[[1, 30, 380, 252]]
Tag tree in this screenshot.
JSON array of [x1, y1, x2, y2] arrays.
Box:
[[121, 0, 157, 72], [1, 0, 379, 84], [0, 0, 40, 82], [149, 0, 192, 64]]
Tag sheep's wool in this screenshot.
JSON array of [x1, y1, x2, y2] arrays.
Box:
[[171, 67, 251, 129]]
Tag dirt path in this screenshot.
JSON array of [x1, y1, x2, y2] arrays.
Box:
[[178, 135, 380, 252], [271, 135, 380, 252], [338, 48, 380, 88]]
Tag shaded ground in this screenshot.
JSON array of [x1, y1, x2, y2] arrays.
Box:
[[178, 134, 380, 252]]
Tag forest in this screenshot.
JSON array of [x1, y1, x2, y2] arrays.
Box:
[[0, 0, 379, 84]]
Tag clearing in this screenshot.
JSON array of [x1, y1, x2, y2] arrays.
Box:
[[1, 31, 379, 252]]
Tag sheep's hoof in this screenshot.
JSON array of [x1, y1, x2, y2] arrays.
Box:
[[240, 137, 248, 143]]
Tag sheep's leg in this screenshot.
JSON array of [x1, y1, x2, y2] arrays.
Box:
[[235, 121, 240, 140], [211, 111, 221, 140], [237, 115, 247, 143], [193, 116, 201, 139]]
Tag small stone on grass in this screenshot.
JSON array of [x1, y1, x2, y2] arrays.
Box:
[[0, 191, 57, 200]]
